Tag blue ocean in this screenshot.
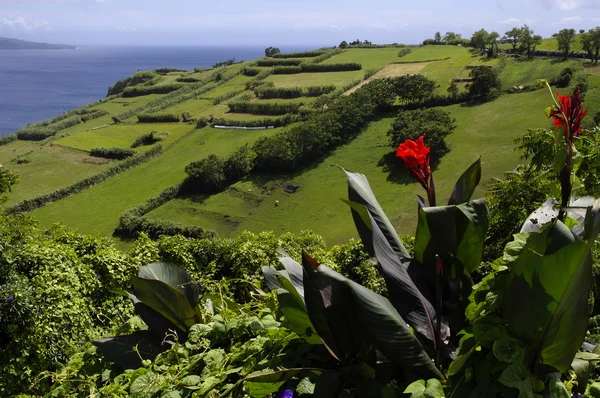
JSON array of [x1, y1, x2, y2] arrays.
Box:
[[0, 45, 313, 135]]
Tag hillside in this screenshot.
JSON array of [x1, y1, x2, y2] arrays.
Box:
[[0, 36, 76, 50], [2, 45, 599, 245]]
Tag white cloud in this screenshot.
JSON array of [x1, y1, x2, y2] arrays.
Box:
[[555, 15, 583, 24], [499, 18, 520, 24], [0, 16, 49, 31]]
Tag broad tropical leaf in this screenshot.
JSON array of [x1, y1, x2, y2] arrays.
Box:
[[342, 168, 410, 258], [369, 212, 449, 349], [129, 293, 186, 342], [132, 276, 200, 332], [92, 331, 168, 369], [448, 158, 481, 205], [301, 251, 374, 363], [138, 262, 199, 306], [501, 201, 600, 373]]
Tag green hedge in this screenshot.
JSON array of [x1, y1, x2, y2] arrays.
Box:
[[16, 116, 82, 141], [305, 85, 336, 96], [254, 86, 302, 99], [130, 131, 162, 148], [212, 89, 245, 104], [272, 66, 303, 74], [122, 83, 184, 97], [6, 145, 163, 214], [211, 114, 298, 128], [176, 76, 202, 83], [245, 69, 274, 89], [301, 62, 361, 72], [307, 48, 344, 63], [255, 59, 303, 66], [227, 101, 303, 115], [137, 113, 180, 123], [107, 70, 161, 96], [89, 147, 136, 160], [155, 67, 186, 74], [273, 50, 326, 58], [80, 109, 109, 122], [0, 134, 17, 146]]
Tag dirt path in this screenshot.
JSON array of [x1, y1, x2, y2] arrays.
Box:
[[343, 62, 432, 95]]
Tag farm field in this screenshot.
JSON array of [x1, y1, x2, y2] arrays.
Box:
[[499, 58, 583, 90], [147, 89, 551, 243], [30, 125, 286, 237]]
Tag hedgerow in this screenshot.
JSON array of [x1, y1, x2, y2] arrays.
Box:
[[211, 114, 297, 128], [107, 70, 161, 96], [6, 145, 163, 214], [227, 101, 303, 115], [89, 147, 137, 160], [272, 50, 326, 58], [0, 134, 17, 146], [272, 65, 303, 74], [137, 113, 180, 123], [212, 89, 245, 104], [122, 83, 184, 97], [254, 86, 302, 99], [245, 69, 274, 89], [255, 59, 303, 67], [130, 131, 162, 148], [80, 109, 109, 122], [301, 62, 361, 72], [16, 116, 82, 140], [241, 67, 261, 76]]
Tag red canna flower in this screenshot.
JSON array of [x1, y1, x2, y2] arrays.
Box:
[[396, 135, 436, 206], [396, 136, 431, 187], [550, 89, 588, 137]]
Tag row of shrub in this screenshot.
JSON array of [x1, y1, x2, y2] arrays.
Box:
[[122, 83, 184, 97], [6, 145, 163, 214], [254, 85, 336, 99], [227, 101, 303, 115], [272, 62, 362, 74], [16, 116, 82, 140], [305, 48, 344, 63], [176, 76, 202, 82], [272, 50, 325, 58], [0, 134, 17, 146], [107, 70, 162, 96], [80, 109, 109, 122], [155, 67, 186, 74], [130, 131, 162, 148], [255, 59, 303, 67], [137, 113, 180, 123], [89, 147, 137, 160], [212, 89, 245, 105], [503, 48, 589, 59], [241, 67, 261, 76], [245, 69, 274, 89], [210, 114, 298, 128], [398, 48, 413, 57], [113, 68, 240, 121]]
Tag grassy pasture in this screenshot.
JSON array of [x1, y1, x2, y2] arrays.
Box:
[[55, 123, 194, 151], [322, 48, 400, 70], [344, 62, 432, 94], [499, 58, 583, 90], [266, 71, 363, 88], [148, 89, 551, 243], [154, 98, 215, 118], [202, 74, 252, 98], [538, 35, 584, 52], [418, 47, 478, 93], [398, 45, 468, 62], [0, 140, 113, 205], [30, 125, 286, 237]]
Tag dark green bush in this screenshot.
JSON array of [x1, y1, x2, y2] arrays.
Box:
[[122, 83, 184, 97], [155, 67, 186, 74], [551, 67, 575, 88], [211, 114, 297, 128], [387, 108, 456, 158], [224, 144, 256, 182], [398, 48, 413, 57], [212, 89, 245, 104], [305, 85, 336, 96], [16, 116, 82, 140], [0, 134, 17, 146], [228, 101, 303, 115], [245, 69, 274, 89], [137, 113, 180, 123], [273, 50, 326, 58], [131, 131, 162, 148], [184, 154, 227, 192], [301, 62, 361, 72], [273, 66, 303, 74], [255, 59, 303, 67], [242, 67, 261, 76], [107, 70, 161, 96], [176, 76, 202, 83], [89, 147, 136, 160], [254, 86, 302, 99]]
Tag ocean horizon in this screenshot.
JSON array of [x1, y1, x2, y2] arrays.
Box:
[[0, 44, 321, 135]]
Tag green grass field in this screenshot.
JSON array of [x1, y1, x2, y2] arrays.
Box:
[[266, 71, 363, 88], [499, 58, 584, 90], [0, 140, 113, 206], [416, 46, 478, 93], [398, 45, 468, 62], [323, 48, 400, 70], [29, 125, 287, 237], [55, 123, 195, 151], [538, 35, 585, 52], [147, 89, 552, 243], [202, 74, 252, 99]]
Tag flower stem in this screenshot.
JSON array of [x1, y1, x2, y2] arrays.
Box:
[[558, 135, 573, 221]]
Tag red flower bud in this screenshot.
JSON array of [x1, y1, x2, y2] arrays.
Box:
[[396, 135, 432, 188], [550, 89, 588, 137]]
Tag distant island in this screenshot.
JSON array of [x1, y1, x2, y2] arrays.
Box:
[[0, 36, 76, 50]]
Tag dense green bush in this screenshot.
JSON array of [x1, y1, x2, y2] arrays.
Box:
[[224, 144, 256, 182], [254, 86, 302, 99], [184, 154, 227, 192], [467, 65, 502, 100], [116, 212, 215, 240], [272, 65, 303, 74], [107, 70, 161, 96], [212, 89, 245, 104], [301, 62, 361, 72], [7, 145, 163, 214], [137, 113, 180, 123], [245, 69, 274, 89], [0, 134, 17, 146], [16, 116, 82, 140], [398, 47, 413, 57], [211, 114, 297, 128], [176, 76, 202, 82], [131, 131, 162, 148], [122, 83, 184, 97], [305, 85, 336, 96], [228, 101, 303, 115], [551, 66, 575, 88], [241, 67, 261, 76], [155, 67, 186, 74], [387, 108, 456, 158], [255, 59, 303, 67], [89, 147, 136, 160], [272, 50, 326, 58]]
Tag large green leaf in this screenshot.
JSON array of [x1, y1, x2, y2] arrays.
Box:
[[369, 212, 448, 349], [448, 158, 481, 205], [342, 168, 410, 259], [128, 293, 186, 342], [277, 289, 322, 345], [92, 331, 168, 369], [501, 201, 600, 373], [138, 262, 199, 306], [301, 251, 374, 363], [132, 276, 200, 332]]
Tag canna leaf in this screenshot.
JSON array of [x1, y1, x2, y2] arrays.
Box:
[[448, 157, 481, 205], [138, 262, 199, 306]]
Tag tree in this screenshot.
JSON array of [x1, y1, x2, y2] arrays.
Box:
[[518, 25, 542, 57], [467, 66, 501, 100], [581, 27, 600, 63], [184, 154, 226, 192], [553, 28, 576, 60], [434, 32, 442, 44], [264, 47, 281, 57], [487, 31, 500, 56], [471, 29, 489, 52], [503, 27, 522, 52], [339, 40, 348, 49]]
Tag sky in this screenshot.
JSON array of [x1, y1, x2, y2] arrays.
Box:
[[0, 0, 599, 46]]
